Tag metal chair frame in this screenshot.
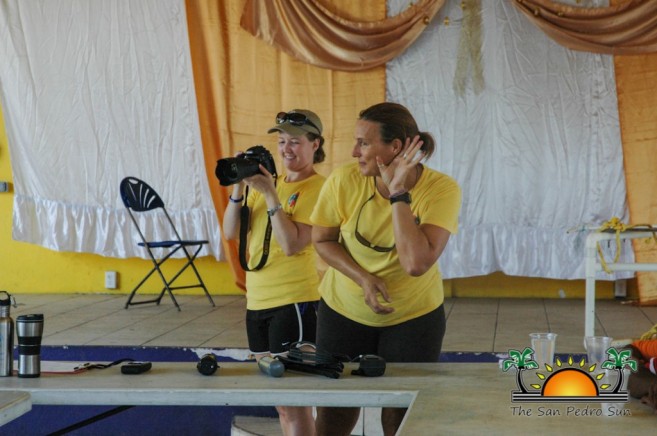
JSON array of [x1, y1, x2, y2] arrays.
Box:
[[120, 177, 215, 311]]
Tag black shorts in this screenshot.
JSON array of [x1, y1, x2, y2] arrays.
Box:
[[246, 301, 318, 355], [316, 299, 446, 362]]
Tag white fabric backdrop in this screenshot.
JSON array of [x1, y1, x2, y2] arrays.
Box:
[[0, 0, 632, 277], [387, 0, 631, 280], [0, 0, 222, 259]]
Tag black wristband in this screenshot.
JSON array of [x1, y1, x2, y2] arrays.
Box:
[[390, 192, 411, 205], [229, 195, 244, 203]]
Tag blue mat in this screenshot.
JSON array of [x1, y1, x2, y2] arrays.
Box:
[[36, 345, 583, 364]]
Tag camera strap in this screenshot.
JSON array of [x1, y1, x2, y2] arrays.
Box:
[[238, 186, 273, 271], [73, 358, 135, 372]]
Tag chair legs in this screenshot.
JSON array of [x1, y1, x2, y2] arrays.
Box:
[[187, 258, 216, 308], [124, 245, 215, 311]]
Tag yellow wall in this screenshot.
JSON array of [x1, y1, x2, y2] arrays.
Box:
[[447, 273, 618, 300]]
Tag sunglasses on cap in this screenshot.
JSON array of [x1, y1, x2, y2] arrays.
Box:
[[276, 111, 321, 135]]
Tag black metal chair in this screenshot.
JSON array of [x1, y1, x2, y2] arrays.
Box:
[[119, 177, 215, 311]]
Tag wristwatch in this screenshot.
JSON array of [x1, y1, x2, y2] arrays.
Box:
[[389, 192, 411, 205], [267, 203, 283, 217]]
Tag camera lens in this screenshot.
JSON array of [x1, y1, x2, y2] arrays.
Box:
[[197, 354, 219, 376], [215, 145, 277, 186], [215, 157, 260, 186]]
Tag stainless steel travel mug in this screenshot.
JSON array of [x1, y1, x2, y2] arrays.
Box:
[[16, 314, 44, 378], [0, 291, 14, 377]]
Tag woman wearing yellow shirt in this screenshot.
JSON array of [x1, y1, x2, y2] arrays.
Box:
[[311, 102, 461, 436], [223, 109, 326, 436]]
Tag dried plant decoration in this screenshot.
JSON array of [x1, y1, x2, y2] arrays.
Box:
[[453, 0, 485, 96]]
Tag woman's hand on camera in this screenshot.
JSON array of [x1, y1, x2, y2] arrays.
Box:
[[376, 135, 424, 194], [243, 165, 276, 195]]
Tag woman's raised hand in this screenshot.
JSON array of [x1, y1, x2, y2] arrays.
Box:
[[376, 135, 424, 194]]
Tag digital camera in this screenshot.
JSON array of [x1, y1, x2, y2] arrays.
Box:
[[215, 145, 277, 186]]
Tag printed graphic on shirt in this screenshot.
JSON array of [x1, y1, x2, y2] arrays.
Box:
[[288, 192, 300, 209]]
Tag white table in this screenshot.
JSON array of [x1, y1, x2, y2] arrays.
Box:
[[585, 229, 657, 337], [0, 391, 31, 426], [0, 362, 656, 434]]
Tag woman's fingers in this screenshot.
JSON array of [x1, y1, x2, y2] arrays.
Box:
[[363, 280, 394, 315], [400, 136, 424, 163]]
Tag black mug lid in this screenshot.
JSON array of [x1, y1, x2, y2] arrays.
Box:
[[17, 314, 44, 322]]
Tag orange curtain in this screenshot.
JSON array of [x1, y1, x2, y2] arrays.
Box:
[[614, 53, 657, 305], [513, 0, 657, 54], [240, 0, 445, 71], [185, 0, 386, 290], [186, 1, 245, 289]]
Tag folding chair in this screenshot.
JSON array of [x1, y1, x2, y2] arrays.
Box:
[[119, 176, 215, 311]]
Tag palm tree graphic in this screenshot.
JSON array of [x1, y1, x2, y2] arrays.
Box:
[[502, 347, 538, 393], [600, 347, 637, 393]]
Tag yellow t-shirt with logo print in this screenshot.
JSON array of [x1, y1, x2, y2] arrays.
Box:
[[310, 163, 461, 327], [244, 173, 325, 310]]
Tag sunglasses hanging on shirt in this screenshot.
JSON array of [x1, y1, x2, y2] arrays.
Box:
[[354, 178, 396, 253]]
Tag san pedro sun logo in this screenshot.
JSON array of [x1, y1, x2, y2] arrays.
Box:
[[502, 347, 637, 404]]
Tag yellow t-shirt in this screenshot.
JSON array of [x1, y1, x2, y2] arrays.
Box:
[[245, 173, 325, 310], [310, 163, 461, 327]]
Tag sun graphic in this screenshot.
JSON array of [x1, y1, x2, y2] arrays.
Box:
[[530, 356, 610, 396], [542, 368, 598, 396]]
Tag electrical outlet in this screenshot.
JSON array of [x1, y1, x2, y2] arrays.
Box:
[[105, 271, 117, 289]]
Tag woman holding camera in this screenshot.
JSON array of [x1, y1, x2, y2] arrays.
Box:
[[310, 102, 461, 436], [222, 109, 326, 436]]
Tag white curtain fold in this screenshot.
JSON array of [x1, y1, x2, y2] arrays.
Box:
[[0, 0, 221, 259], [12, 194, 219, 258], [387, 0, 630, 280]]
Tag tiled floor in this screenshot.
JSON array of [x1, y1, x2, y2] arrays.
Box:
[[10, 293, 657, 354]]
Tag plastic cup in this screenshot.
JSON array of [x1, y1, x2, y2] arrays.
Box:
[[601, 367, 630, 416], [584, 336, 615, 414], [584, 336, 613, 364], [530, 333, 557, 368]]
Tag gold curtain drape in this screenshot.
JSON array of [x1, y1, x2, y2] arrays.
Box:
[[185, 0, 385, 290], [512, 0, 657, 54], [240, 0, 446, 71]]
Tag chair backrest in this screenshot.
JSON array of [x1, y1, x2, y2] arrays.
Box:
[[120, 177, 165, 211], [120, 177, 185, 245]]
